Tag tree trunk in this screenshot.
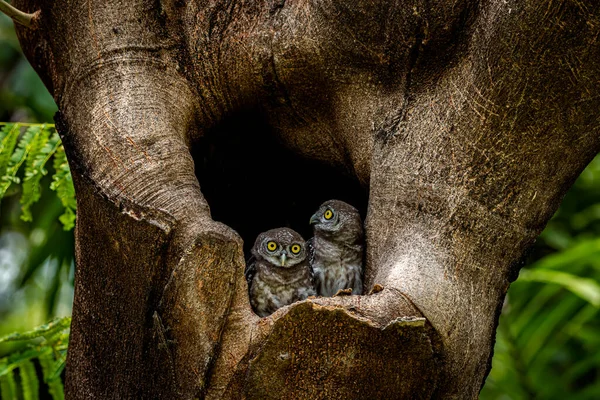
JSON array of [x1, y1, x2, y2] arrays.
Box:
[[13, 0, 600, 398]]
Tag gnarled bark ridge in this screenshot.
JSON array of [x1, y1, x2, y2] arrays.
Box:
[[13, 0, 600, 398]]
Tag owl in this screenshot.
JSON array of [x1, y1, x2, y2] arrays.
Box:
[[245, 228, 316, 317], [308, 200, 364, 297]]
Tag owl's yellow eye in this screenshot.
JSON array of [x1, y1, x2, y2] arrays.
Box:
[[324, 209, 334, 220], [267, 241, 277, 252], [291, 244, 301, 254]]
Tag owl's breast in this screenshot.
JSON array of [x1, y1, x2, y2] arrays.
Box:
[[250, 263, 315, 316], [313, 242, 363, 296]]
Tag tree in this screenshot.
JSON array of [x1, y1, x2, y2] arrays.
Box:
[[5, 0, 600, 398]]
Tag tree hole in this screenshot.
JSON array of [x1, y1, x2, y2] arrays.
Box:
[[192, 109, 368, 256]]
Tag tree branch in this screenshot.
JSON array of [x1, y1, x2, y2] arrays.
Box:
[[0, 0, 38, 28]]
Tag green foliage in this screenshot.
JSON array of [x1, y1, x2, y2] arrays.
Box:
[[481, 155, 600, 400], [0, 124, 19, 178], [50, 145, 76, 231], [20, 360, 39, 400], [0, 13, 58, 123], [0, 317, 70, 400], [39, 354, 65, 400], [0, 318, 71, 343], [0, 370, 17, 400], [0, 125, 39, 197], [22, 128, 60, 222], [1, 17, 71, 399], [0, 123, 76, 230], [519, 266, 600, 307]]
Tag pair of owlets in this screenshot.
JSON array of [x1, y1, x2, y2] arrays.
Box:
[[245, 200, 364, 317]]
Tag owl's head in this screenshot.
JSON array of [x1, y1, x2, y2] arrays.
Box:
[[252, 228, 307, 268], [309, 200, 363, 242]]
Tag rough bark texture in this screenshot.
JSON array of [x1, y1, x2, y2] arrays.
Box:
[[13, 0, 600, 398]]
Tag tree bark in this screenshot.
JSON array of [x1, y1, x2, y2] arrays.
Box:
[[12, 0, 600, 398]]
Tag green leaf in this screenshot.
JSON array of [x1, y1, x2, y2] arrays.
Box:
[[0, 368, 17, 400], [517, 269, 600, 307], [528, 237, 600, 272], [0, 122, 75, 228], [0, 349, 46, 377], [526, 303, 597, 385], [0, 317, 71, 344], [20, 360, 40, 400], [0, 125, 40, 198], [39, 354, 65, 400], [565, 350, 600, 386], [47, 357, 66, 382], [510, 283, 559, 336], [21, 127, 60, 221], [50, 145, 76, 230], [0, 318, 70, 399], [0, 123, 20, 180]]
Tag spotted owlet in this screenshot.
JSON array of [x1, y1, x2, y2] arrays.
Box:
[[308, 200, 364, 297], [245, 228, 316, 317]]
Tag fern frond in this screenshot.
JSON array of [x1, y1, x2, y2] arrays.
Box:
[[50, 146, 76, 230], [0, 349, 45, 377], [0, 125, 41, 199], [19, 360, 40, 400], [0, 123, 20, 179], [0, 368, 17, 400], [47, 357, 66, 382], [0, 317, 71, 343], [0, 122, 76, 229], [21, 126, 59, 221], [39, 354, 65, 400], [0, 318, 70, 399]]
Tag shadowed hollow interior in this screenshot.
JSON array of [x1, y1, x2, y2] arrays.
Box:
[[192, 109, 368, 256]]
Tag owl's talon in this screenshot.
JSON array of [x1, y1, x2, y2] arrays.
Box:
[[369, 284, 384, 295], [334, 288, 353, 296]]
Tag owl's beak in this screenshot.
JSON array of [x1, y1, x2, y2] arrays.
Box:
[[279, 253, 287, 267], [309, 213, 319, 225]]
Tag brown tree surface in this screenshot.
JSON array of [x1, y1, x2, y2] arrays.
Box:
[[9, 0, 600, 398]]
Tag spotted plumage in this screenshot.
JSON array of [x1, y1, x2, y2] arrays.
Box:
[[245, 228, 316, 317], [308, 200, 364, 297]]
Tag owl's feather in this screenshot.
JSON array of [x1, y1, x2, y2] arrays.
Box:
[[245, 254, 257, 286], [306, 237, 316, 267], [309, 200, 364, 297], [246, 228, 316, 317]]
